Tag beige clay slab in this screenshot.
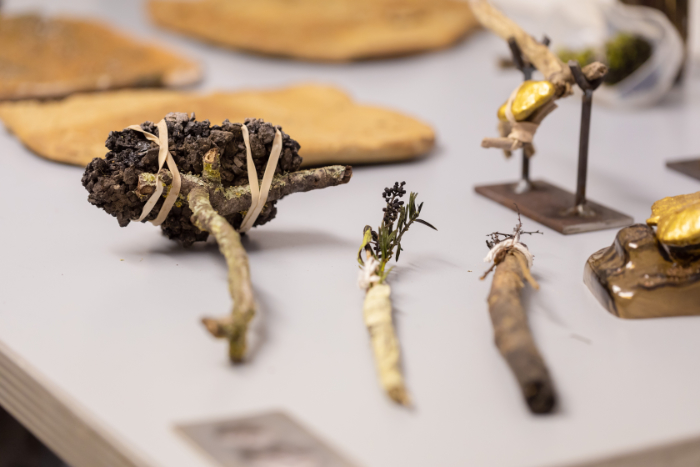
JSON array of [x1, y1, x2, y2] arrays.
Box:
[[148, 0, 479, 62], [0, 14, 202, 101], [0, 84, 435, 167]]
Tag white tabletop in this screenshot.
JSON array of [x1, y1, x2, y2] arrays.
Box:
[[2, 1, 700, 467]]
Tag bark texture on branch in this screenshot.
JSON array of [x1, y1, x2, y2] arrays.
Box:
[[189, 186, 255, 363], [469, 0, 573, 97], [138, 165, 353, 218], [468, 1, 609, 157], [363, 284, 410, 405], [469, 1, 608, 98], [488, 250, 555, 414], [83, 113, 354, 246], [83, 113, 354, 364]]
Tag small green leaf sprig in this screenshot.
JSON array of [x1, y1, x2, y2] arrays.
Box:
[[358, 181, 436, 283]]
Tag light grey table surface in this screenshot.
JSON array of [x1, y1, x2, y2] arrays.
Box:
[[2, 1, 700, 467]]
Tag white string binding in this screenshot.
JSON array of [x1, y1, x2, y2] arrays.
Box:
[[483, 228, 534, 268], [358, 254, 381, 291]]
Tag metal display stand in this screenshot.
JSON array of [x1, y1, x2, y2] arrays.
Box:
[[475, 42, 633, 235], [667, 158, 700, 181]]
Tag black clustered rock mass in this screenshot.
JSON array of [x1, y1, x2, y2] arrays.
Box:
[[82, 113, 302, 246]]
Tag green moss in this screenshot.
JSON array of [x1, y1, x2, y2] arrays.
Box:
[[202, 164, 221, 183], [557, 33, 652, 86], [223, 186, 246, 201], [604, 33, 652, 85]]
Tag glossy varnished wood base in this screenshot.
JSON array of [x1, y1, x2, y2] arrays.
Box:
[[475, 180, 633, 235]]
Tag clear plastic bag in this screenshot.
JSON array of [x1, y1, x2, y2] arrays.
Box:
[[598, 2, 683, 107], [498, 0, 685, 107]]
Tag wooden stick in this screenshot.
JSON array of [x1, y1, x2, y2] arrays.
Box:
[[137, 165, 352, 217], [488, 250, 555, 413], [136, 149, 351, 363], [189, 185, 255, 363], [468, 0, 573, 97]]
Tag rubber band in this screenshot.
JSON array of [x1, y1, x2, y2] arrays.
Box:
[[127, 119, 182, 226], [128, 120, 280, 232], [239, 125, 283, 232]]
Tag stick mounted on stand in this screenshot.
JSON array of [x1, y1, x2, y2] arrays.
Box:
[[470, 0, 633, 235]]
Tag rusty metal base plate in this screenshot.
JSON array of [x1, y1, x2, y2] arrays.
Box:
[[667, 158, 700, 181], [177, 411, 357, 467], [475, 180, 633, 235]]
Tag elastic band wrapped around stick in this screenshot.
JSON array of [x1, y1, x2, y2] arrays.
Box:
[[128, 119, 284, 232], [239, 125, 283, 232], [127, 119, 182, 225], [83, 114, 353, 362]]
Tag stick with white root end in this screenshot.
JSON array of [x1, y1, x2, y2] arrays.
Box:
[[358, 184, 436, 405], [364, 281, 410, 406], [487, 249, 555, 413]]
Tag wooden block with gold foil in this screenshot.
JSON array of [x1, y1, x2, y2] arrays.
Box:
[[0, 84, 435, 167], [585, 192, 700, 319], [0, 15, 201, 101], [148, 0, 479, 62], [646, 192, 700, 248]]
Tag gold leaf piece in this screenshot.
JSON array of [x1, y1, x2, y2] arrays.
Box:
[[647, 192, 700, 247], [497, 80, 556, 122]]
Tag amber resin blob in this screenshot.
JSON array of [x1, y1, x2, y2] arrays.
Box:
[[585, 192, 700, 319]]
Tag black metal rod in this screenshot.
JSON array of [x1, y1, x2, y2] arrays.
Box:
[[507, 38, 535, 187], [520, 66, 533, 184], [521, 149, 530, 181], [575, 89, 593, 207]]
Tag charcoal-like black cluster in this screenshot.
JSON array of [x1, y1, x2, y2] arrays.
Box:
[[381, 181, 406, 225], [82, 113, 302, 246]]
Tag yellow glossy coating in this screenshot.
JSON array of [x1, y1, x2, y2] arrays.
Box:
[[497, 80, 556, 122], [647, 191, 700, 247]]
